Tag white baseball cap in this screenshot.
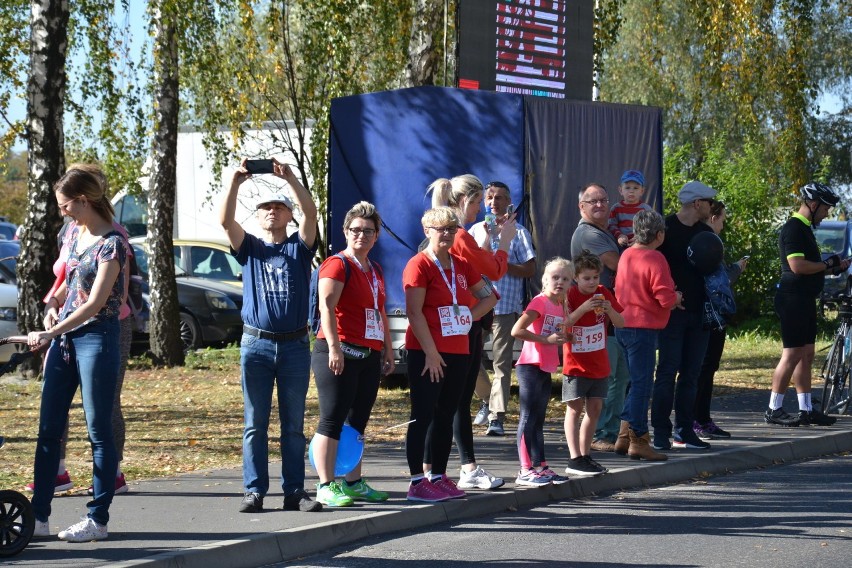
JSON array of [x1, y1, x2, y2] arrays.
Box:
[[256, 193, 294, 211]]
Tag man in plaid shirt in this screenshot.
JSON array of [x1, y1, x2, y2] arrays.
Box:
[[470, 181, 536, 436]]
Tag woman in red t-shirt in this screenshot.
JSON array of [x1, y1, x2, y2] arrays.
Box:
[[403, 206, 496, 502], [310, 201, 394, 507], [427, 174, 514, 491]]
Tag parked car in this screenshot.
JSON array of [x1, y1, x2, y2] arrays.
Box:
[[0, 241, 20, 363], [0, 269, 17, 364], [129, 237, 241, 285], [815, 220, 852, 301], [0, 219, 17, 241], [131, 241, 243, 350]]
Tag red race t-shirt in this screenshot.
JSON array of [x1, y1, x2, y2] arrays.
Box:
[[316, 254, 386, 351], [403, 251, 482, 355], [562, 285, 622, 379]]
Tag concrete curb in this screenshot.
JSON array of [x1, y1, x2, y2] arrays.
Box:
[[113, 429, 852, 568]]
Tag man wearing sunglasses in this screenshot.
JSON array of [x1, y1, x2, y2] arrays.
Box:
[[651, 181, 717, 452], [221, 158, 323, 515]]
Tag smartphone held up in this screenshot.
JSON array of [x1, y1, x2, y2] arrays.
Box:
[[245, 159, 274, 175]]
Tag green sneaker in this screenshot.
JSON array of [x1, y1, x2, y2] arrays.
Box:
[[340, 478, 389, 502], [315, 481, 354, 507]]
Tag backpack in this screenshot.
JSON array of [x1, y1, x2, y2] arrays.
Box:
[[702, 264, 737, 331], [308, 253, 383, 337]]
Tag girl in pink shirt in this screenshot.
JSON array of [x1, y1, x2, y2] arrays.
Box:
[[510, 257, 573, 486]]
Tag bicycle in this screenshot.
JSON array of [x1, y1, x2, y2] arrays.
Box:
[[818, 296, 852, 416]]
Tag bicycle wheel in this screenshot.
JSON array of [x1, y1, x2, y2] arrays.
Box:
[[819, 334, 843, 413], [0, 490, 34, 557], [824, 364, 851, 415]]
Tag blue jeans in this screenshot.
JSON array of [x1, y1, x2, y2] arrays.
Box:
[[594, 337, 630, 441], [33, 319, 120, 525], [240, 332, 310, 497], [616, 327, 659, 436], [652, 310, 710, 439]]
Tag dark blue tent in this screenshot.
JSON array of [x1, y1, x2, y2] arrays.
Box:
[[329, 86, 662, 314]]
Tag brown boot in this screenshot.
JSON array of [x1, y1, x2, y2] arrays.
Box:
[[628, 429, 668, 461], [613, 420, 630, 456]]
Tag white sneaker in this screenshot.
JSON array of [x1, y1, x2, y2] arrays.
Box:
[[457, 465, 505, 490], [57, 517, 108, 542], [33, 519, 51, 539], [473, 401, 490, 426]]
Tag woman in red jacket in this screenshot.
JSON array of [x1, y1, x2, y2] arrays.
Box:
[[425, 174, 516, 490]]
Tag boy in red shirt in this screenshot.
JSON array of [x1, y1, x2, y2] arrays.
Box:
[[562, 250, 624, 476]]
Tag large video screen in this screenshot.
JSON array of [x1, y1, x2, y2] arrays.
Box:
[[457, 0, 593, 100]]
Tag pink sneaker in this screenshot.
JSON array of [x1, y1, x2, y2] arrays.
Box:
[[87, 473, 129, 496], [24, 470, 74, 493], [406, 479, 451, 502], [430, 476, 466, 499]]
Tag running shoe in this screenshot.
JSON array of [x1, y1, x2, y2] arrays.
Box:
[[87, 473, 129, 496], [458, 465, 505, 489], [798, 409, 837, 426], [564, 456, 603, 476], [430, 476, 466, 499], [694, 420, 731, 439], [473, 401, 490, 426], [341, 478, 389, 502], [673, 430, 711, 449], [515, 469, 551, 487], [406, 479, 450, 502], [316, 481, 355, 507], [583, 455, 608, 474], [239, 492, 263, 513], [58, 517, 108, 543], [25, 470, 73, 493], [486, 419, 505, 436], [283, 489, 323, 512], [764, 407, 800, 427], [538, 467, 570, 484]]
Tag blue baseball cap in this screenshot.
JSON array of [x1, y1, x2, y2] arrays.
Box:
[[620, 170, 645, 186]]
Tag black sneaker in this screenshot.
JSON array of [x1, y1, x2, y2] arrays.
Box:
[[583, 455, 608, 474], [284, 488, 323, 512], [673, 429, 711, 449], [652, 434, 672, 450], [798, 409, 837, 427], [564, 456, 603, 476], [764, 407, 800, 427], [239, 492, 263, 513]]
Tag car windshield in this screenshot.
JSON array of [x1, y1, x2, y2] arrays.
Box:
[[814, 226, 846, 255], [131, 243, 187, 278]]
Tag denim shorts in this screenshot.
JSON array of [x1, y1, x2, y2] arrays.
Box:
[[561, 375, 608, 402]]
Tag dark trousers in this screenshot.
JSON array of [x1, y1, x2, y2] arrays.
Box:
[[694, 327, 727, 424]]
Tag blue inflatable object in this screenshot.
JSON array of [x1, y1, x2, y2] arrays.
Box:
[[308, 424, 364, 477]]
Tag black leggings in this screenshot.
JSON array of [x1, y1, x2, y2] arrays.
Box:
[[311, 339, 381, 439], [406, 350, 469, 476], [453, 320, 484, 466]]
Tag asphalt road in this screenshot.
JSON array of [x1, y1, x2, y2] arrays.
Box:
[[276, 454, 851, 568]]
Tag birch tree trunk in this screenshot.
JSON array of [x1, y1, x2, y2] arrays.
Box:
[[18, 0, 67, 374], [147, 1, 183, 366], [405, 0, 444, 87]]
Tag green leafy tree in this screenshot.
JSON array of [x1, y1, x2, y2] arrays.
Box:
[[599, 0, 849, 193], [180, 0, 412, 258]]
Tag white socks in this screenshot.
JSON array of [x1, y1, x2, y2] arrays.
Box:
[[769, 392, 784, 410], [797, 392, 812, 412]]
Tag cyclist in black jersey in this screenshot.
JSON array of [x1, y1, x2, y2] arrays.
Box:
[[766, 183, 850, 427]]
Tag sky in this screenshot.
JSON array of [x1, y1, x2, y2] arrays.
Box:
[[4, 4, 847, 153]]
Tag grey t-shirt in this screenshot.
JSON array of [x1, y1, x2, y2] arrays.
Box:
[[570, 220, 619, 289]]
